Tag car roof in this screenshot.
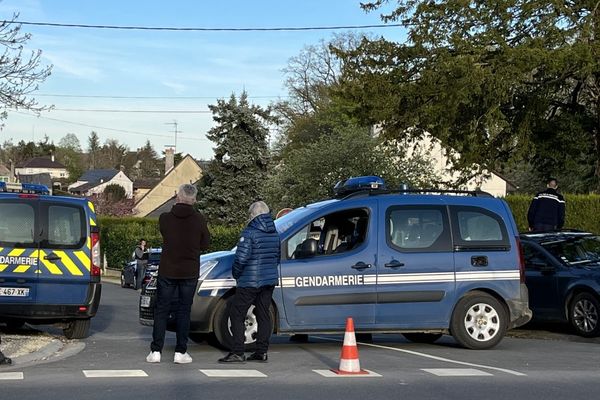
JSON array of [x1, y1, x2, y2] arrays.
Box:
[[0, 192, 89, 205], [520, 230, 595, 244]]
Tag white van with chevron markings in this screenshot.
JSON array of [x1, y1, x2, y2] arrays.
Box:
[[0, 183, 101, 338]]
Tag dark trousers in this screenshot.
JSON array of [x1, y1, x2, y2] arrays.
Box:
[[151, 276, 197, 354], [230, 285, 275, 355], [135, 261, 147, 290]]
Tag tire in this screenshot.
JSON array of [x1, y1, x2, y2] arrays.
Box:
[[64, 319, 91, 339], [402, 333, 443, 344], [450, 291, 507, 349], [569, 293, 600, 337], [212, 297, 274, 351]]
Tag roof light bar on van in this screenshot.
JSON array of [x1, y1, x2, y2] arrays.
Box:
[[334, 176, 387, 198], [0, 182, 50, 195]]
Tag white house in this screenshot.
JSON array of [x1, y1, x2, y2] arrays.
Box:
[[15, 156, 69, 180], [68, 169, 134, 198], [402, 133, 513, 197]]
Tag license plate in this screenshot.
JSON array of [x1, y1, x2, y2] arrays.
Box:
[[140, 295, 151, 308], [0, 287, 30, 297]]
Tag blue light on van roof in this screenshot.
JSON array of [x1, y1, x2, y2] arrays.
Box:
[[333, 176, 386, 197]]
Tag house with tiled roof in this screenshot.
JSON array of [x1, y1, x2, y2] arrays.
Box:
[[15, 156, 69, 180], [68, 168, 133, 198], [133, 154, 202, 217]]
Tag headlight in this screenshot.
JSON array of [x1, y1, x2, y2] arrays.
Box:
[[199, 260, 219, 280]]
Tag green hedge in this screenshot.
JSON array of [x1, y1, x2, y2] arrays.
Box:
[[99, 217, 241, 269], [505, 194, 600, 233]]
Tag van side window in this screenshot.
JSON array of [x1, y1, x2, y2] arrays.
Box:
[[386, 206, 451, 252], [0, 202, 35, 246], [286, 208, 369, 259], [48, 205, 85, 247], [450, 206, 509, 250]]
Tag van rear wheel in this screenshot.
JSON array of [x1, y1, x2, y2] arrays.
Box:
[[450, 292, 507, 349], [64, 319, 90, 339]]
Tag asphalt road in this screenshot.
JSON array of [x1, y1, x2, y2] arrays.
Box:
[[2, 282, 600, 400]]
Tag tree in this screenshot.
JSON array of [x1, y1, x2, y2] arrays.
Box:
[[264, 126, 440, 211], [98, 139, 127, 169], [55, 133, 83, 182], [198, 92, 276, 225], [0, 15, 52, 122], [137, 140, 161, 177], [103, 183, 126, 202], [87, 131, 101, 169], [335, 1, 600, 190]]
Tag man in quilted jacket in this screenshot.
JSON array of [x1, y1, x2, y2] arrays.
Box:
[[219, 201, 280, 363]]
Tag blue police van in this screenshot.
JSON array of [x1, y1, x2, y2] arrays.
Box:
[[0, 182, 101, 338], [140, 176, 531, 349]]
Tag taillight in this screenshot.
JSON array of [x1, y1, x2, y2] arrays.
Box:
[[18, 194, 39, 199], [91, 232, 101, 277], [516, 236, 525, 283]]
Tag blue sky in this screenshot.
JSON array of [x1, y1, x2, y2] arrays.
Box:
[[0, 0, 403, 160]]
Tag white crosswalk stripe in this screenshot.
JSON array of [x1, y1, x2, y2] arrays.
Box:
[[200, 369, 267, 377], [0, 372, 24, 380], [422, 368, 493, 376], [83, 370, 148, 378]]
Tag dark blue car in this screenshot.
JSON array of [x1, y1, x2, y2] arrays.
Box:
[[521, 231, 600, 337]]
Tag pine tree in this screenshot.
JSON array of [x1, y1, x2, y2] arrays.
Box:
[[198, 92, 276, 225]]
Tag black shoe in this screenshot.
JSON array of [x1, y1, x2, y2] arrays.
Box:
[[218, 353, 246, 363], [246, 352, 268, 362]]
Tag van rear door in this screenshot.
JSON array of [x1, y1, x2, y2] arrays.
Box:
[[0, 197, 40, 305], [36, 201, 90, 305]]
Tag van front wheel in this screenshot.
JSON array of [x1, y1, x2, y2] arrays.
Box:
[[64, 319, 91, 339], [450, 292, 507, 350]]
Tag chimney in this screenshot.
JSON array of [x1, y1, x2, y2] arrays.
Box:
[[165, 148, 175, 174]]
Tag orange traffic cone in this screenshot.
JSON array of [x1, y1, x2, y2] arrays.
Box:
[[331, 317, 368, 375]]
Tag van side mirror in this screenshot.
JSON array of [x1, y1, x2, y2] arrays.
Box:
[[295, 239, 318, 259]]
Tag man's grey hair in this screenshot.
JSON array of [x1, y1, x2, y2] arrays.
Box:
[[248, 201, 270, 221], [177, 184, 198, 205]]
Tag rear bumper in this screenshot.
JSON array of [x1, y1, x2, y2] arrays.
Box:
[[0, 283, 101, 322], [507, 283, 532, 329]]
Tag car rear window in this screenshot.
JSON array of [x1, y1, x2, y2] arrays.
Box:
[[0, 202, 36, 246], [46, 204, 86, 248]]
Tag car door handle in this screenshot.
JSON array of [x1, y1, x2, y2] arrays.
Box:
[[471, 256, 488, 267], [351, 262, 372, 270], [384, 260, 405, 269], [44, 253, 61, 262]]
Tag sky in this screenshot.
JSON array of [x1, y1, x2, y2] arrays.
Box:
[[0, 0, 404, 160]]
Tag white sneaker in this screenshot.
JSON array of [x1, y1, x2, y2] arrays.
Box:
[[174, 352, 193, 364], [146, 351, 161, 363]]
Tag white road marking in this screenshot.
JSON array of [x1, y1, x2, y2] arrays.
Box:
[[83, 370, 148, 378], [200, 369, 267, 378], [313, 337, 527, 376], [0, 372, 24, 380], [422, 368, 493, 376], [313, 369, 382, 378]]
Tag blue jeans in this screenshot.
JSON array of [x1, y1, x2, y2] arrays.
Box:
[[151, 276, 197, 354]]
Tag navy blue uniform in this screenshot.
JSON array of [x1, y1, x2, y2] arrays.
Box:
[[527, 188, 565, 231]]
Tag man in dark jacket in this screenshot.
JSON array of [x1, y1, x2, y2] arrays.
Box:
[[147, 184, 210, 364], [133, 238, 148, 290], [527, 178, 566, 232], [219, 201, 280, 363]]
